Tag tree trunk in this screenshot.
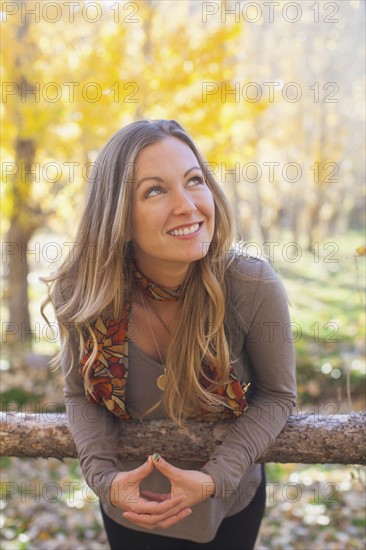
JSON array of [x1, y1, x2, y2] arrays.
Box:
[[4, 12, 41, 346], [5, 136, 38, 346], [1, 412, 365, 464], [5, 222, 32, 345]]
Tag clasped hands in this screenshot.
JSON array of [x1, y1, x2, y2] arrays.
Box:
[[110, 453, 215, 530]]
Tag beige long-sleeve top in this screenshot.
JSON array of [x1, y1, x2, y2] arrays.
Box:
[[62, 255, 297, 543]]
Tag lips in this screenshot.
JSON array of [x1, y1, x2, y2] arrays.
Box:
[[167, 222, 201, 237]]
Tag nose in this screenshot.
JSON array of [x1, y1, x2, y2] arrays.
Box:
[[171, 187, 197, 216]]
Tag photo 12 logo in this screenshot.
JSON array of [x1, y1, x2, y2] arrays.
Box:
[[201, 2, 340, 24], [1, 2, 140, 24], [202, 81, 339, 104], [1, 81, 139, 104]]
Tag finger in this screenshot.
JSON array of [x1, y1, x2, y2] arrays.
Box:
[[140, 490, 171, 502], [129, 458, 154, 483], [121, 512, 157, 530], [157, 507, 192, 529], [125, 494, 185, 515], [151, 453, 177, 480], [123, 506, 192, 529]]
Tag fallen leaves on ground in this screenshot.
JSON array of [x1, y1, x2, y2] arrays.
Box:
[[0, 458, 365, 549]]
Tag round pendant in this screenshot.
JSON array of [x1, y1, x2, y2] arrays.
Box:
[[157, 374, 166, 391]]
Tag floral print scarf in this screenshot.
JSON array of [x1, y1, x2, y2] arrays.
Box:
[[79, 267, 249, 421]]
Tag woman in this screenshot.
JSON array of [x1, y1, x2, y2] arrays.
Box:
[[43, 119, 296, 550]]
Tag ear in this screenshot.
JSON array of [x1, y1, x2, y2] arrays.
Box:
[[125, 221, 133, 242], [124, 239, 134, 256]]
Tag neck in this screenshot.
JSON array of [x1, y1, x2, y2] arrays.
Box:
[[134, 259, 192, 289]]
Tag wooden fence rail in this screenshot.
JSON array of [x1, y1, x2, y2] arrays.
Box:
[[1, 412, 365, 464]]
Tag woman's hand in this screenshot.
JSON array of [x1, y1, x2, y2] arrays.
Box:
[[123, 454, 216, 528], [110, 457, 192, 530]]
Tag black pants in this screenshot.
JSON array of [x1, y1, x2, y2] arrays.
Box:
[[100, 466, 266, 550]]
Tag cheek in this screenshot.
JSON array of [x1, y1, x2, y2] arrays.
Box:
[[207, 193, 216, 222], [208, 196, 216, 236], [130, 222, 149, 246], [133, 206, 166, 239], [129, 213, 138, 239], [200, 188, 215, 210]]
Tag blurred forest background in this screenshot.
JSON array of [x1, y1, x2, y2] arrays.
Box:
[[1, 1, 365, 549]]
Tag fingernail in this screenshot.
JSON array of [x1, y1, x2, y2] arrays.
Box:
[[153, 452, 160, 462]]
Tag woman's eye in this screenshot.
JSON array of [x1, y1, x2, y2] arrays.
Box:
[[145, 186, 164, 198], [187, 176, 205, 187]]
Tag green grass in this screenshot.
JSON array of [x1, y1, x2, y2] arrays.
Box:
[[273, 231, 365, 408]]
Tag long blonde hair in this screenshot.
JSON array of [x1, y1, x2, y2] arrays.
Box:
[[42, 119, 236, 423]]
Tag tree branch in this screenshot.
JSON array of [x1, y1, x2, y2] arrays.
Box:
[[1, 412, 365, 464]]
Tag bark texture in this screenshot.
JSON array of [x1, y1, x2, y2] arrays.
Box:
[[1, 412, 365, 464]]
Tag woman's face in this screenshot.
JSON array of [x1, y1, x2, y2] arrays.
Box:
[[130, 136, 215, 276]]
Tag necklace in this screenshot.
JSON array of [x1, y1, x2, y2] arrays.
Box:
[[137, 288, 168, 391], [145, 295, 173, 335]]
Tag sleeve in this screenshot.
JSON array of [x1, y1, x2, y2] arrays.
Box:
[[62, 332, 121, 504], [201, 259, 297, 499]]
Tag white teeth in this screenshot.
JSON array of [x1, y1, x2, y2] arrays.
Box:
[[169, 223, 199, 236]]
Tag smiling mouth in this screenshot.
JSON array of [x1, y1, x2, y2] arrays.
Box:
[[167, 222, 201, 237]]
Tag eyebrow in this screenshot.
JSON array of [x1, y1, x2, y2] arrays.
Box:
[[135, 166, 202, 188]]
